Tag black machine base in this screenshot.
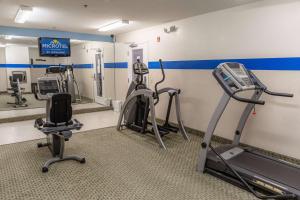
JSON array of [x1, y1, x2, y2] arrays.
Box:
[[124, 122, 179, 137]]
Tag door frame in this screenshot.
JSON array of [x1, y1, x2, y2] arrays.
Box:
[[127, 43, 149, 86], [93, 48, 110, 106]]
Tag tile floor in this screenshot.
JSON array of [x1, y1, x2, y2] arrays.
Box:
[[0, 110, 120, 146], [0, 103, 106, 120]]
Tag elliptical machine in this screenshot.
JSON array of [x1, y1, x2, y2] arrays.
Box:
[[117, 59, 189, 149]]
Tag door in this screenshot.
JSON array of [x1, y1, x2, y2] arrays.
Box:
[[128, 43, 149, 87], [93, 49, 110, 106]]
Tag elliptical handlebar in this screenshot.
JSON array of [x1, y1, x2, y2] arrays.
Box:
[[134, 59, 145, 90], [154, 59, 166, 105]]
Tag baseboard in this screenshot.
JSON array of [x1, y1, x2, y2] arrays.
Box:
[[0, 92, 31, 94]]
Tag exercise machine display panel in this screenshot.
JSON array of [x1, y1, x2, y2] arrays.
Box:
[[217, 62, 254, 90], [36, 77, 60, 100]]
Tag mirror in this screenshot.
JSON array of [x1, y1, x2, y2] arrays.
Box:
[[0, 35, 116, 115]]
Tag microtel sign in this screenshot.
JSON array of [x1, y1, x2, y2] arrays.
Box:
[[39, 37, 71, 57]]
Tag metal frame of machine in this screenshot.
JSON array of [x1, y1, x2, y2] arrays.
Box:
[[117, 59, 189, 149], [7, 71, 28, 108], [46, 65, 81, 103], [198, 62, 299, 199], [34, 76, 85, 172]]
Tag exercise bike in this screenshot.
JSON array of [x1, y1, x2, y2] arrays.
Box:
[[7, 71, 27, 108], [34, 76, 85, 172], [117, 59, 189, 149]]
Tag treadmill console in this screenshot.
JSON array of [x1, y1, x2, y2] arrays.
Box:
[[36, 77, 61, 100], [217, 63, 255, 91]]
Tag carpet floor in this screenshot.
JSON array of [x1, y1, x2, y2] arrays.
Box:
[[0, 127, 257, 200]]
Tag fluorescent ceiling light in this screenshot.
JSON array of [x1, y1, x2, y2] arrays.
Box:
[[70, 39, 83, 43], [4, 43, 14, 47], [15, 5, 33, 23], [98, 20, 130, 32], [4, 35, 13, 40]]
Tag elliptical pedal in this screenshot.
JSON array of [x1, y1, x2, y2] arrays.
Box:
[[149, 125, 169, 137], [162, 123, 179, 133]]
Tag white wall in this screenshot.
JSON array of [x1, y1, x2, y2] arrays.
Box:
[[5, 45, 31, 92], [116, 0, 300, 159], [102, 42, 116, 100], [29, 47, 56, 83], [0, 48, 6, 92], [114, 43, 130, 100]]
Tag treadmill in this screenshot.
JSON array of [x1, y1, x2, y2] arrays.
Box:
[[198, 62, 300, 199]]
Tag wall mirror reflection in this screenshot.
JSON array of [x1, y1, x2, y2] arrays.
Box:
[[0, 35, 115, 116]]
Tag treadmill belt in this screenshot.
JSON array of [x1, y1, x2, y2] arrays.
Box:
[[229, 151, 300, 191]]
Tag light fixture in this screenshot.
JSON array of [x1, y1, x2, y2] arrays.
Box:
[[164, 25, 178, 34], [98, 20, 130, 32], [70, 39, 83, 43], [4, 35, 13, 40], [14, 5, 33, 23], [129, 43, 138, 48]]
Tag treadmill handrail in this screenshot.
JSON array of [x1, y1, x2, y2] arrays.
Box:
[[248, 71, 294, 98], [214, 68, 293, 105], [232, 92, 265, 105], [264, 89, 294, 97]]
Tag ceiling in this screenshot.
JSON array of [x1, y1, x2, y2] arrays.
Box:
[[0, 0, 258, 36]]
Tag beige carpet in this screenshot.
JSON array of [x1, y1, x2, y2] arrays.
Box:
[[0, 127, 257, 200]]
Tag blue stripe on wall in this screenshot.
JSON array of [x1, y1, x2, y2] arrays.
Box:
[[73, 64, 93, 69], [0, 64, 31, 68], [148, 57, 300, 70], [31, 64, 52, 68], [0, 64, 93, 69], [0, 26, 112, 42], [104, 62, 128, 68], [2, 57, 300, 70]]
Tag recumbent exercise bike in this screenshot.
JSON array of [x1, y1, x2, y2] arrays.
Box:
[[7, 71, 27, 108], [34, 76, 85, 173]]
